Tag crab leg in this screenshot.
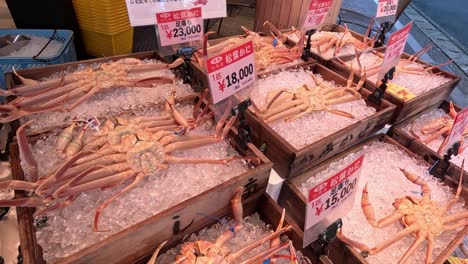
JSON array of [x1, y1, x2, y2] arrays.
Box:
[[0, 180, 38, 191], [264, 99, 302, 119], [0, 197, 45, 207], [94, 172, 145, 232], [34, 196, 76, 217], [147, 241, 167, 264], [17, 120, 38, 182], [399, 168, 431, 201], [264, 104, 307, 123], [270, 209, 286, 264], [125, 58, 184, 73], [398, 232, 427, 264], [360, 184, 404, 227], [240, 241, 291, 264], [443, 160, 464, 213], [0, 77, 63, 97]]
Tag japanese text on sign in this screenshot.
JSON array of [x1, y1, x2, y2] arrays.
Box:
[[125, 0, 226, 27], [305, 155, 364, 231], [206, 40, 256, 104], [376, 0, 398, 22], [386, 82, 415, 101], [156, 7, 203, 46], [440, 108, 468, 155], [377, 21, 413, 81], [302, 0, 333, 30]]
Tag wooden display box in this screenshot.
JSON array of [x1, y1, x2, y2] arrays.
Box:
[[189, 34, 315, 90], [10, 126, 273, 264], [245, 64, 396, 179], [297, 24, 377, 64], [327, 52, 461, 124], [388, 100, 467, 184], [4, 51, 197, 134], [138, 194, 317, 264], [278, 134, 468, 264]]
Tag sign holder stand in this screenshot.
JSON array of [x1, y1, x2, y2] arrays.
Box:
[[311, 219, 343, 260], [177, 46, 197, 84], [231, 99, 252, 150], [302, 29, 316, 61], [368, 66, 395, 105], [374, 21, 391, 48], [429, 142, 460, 180]]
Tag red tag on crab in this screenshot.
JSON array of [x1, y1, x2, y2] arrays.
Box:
[[206, 40, 256, 104], [156, 7, 203, 47], [302, 0, 334, 30]]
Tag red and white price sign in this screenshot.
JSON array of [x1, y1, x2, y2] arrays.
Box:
[[305, 155, 364, 232], [377, 21, 413, 81], [206, 40, 256, 104], [302, 0, 333, 30], [376, 0, 398, 21], [440, 108, 468, 155], [156, 7, 203, 47]]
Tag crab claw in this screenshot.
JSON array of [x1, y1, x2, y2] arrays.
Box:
[[448, 101, 458, 119]]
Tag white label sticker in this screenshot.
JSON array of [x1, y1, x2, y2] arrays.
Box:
[[126, 0, 226, 27], [156, 7, 203, 47], [206, 40, 256, 104]]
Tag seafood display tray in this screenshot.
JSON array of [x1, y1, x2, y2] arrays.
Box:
[[245, 63, 396, 179], [189, 33, 315, 90], [293, 24, 378, 64], [144, 194, 318, 264], [388, 101, 467, 185], [10, 127, 273, 264], [328, 51, 461, 124], [278, 134, 468, 264], [4, 51, 196, 135]]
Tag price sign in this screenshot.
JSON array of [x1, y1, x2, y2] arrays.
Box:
[[440, 108, 468, 155], [126, 0, 226, 27], [206, 40, 256, 104], [386, 82, 415, 101], [376, 0, 398, 23], [304, 155, 364, 246], [156, 7, 203, 47], [302, 0, 333, 30], [377, 21, 413, 81]]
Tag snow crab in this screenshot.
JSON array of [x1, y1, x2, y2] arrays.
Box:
[[410, 101, 467, 154], [0, 99, 259, 232], [251, 71, 365, 123], [194, 22, 304, 71], [337, 162, 468, 264], [148, 187, 299, 264], [0, 58, 184, 123]]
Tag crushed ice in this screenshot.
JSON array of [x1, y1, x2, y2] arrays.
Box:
[[5, 35, 63, 57], [299, 141, 466, 264]]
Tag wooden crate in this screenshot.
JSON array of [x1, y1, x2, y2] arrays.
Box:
[[254, 0, 310, 33], [10, 126, 273, 264], [136, 194, 318, 264], [327, 52, 461, 124], [388, 100, 467, 184], [4, 51, 197, 135], [278, 134, 468, 264], [189, 35, 315, 91], [245, 63, 396, 179]]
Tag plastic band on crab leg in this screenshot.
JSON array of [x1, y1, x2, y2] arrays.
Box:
[[147, 241, 167, 264], [360, 183, 404, 228], [17, 120, 38, 182], [399, 168, 431, 201], [94, 172, 145, 232]]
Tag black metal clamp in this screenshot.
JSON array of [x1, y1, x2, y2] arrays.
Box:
[[374, 22, 391, 48], [368, 66, 395, 105], [231, 99, 252, 151], [177, 46, 197, 84], [429, 142, 460, 180], [315, 219, 343, 258], [302, 29, 316, 61]]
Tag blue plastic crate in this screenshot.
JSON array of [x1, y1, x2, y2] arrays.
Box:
[[0, 29, 77, 90]]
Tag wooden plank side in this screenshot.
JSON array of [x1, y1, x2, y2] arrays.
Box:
[[269, 0, 284, 32], [261, 0, 276, 34], [254, 0, 267, 31], [287, 0, 304, 28], [297, 0, 311, 29], [278, 0, 294, 30], [323, 0, 342, 26]]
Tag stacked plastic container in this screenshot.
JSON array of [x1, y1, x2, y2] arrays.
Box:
[[72, 0, 133, 57]]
